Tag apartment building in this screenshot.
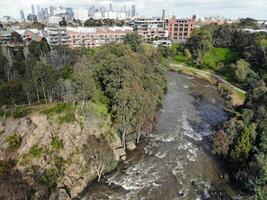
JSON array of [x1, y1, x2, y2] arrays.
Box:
[[130, 18, 167, 42], [168, 16, 196, 43], [67, 26, 133, 48], [0, 30, 12, 44], [44, 27, 70, 46]]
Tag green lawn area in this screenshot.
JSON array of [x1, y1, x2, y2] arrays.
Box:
[[203, 48, 239, 70]]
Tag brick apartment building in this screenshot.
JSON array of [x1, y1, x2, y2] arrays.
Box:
[[67, 26, 133, 48], [168, 15, 196, 43]]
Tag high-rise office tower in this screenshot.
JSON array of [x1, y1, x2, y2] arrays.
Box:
[[162, 9, 166, 29], [20, 10, 25, 21], [31, 4, 35, 15], [109, 3, 112, 11], [45, 8, 49, 16], [49, 6, 56, 16], [131, 5, 136, 17]]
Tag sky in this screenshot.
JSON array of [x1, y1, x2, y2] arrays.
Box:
[[0, 0, 266, 20]]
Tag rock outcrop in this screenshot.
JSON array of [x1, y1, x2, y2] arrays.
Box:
[[0, 108, 126, 199]]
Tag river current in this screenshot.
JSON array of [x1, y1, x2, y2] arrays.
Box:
[[78, 72, 237, 200]]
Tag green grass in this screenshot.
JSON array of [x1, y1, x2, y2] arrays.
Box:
[[203, 48, 239, 70], [173, 54, 188, 63], [11, 106, 31, 118], [58, 112, 76, 124], [28, 144, 44, 159], [51, 136, 64, 150], [41, 103, 76, 124], [5, 134, 22, 151], [41, 103, 74, 116]]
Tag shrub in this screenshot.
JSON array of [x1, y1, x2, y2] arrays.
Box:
[[108, 159, 118, 171], [28, 145, 44, 158], [5, 134, 22, 151], [51, 137, 64, 150], [58, 112, 75, 124], [39, 168, 59, 192], [12, 106, 31, 118]]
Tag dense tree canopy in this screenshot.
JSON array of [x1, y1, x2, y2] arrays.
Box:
[[0, 35, 166, 152]]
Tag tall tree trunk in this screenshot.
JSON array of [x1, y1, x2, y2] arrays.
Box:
[[122, 131, 126, 150], [41, 79, 47, 104], [36, 89, 40, 103], [2, 105, 7, 126], [136, 125, 142, 144], [27, 92, 31, 105]]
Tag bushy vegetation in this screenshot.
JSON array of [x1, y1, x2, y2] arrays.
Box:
[[202, 48, 238, 70], [5, 134, 22, 151]]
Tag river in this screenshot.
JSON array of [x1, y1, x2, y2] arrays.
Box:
[[77, 72, 238, 200]]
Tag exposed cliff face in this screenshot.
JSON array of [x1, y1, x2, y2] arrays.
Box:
[[0, 104, 126, 199]]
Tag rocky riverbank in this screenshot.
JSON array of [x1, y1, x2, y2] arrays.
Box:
[[0, 102, 137, 200]]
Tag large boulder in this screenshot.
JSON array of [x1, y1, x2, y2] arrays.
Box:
[[126, 141, 136, 151]]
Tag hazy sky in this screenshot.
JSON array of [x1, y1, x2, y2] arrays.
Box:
[[0, 0, 266, 19]]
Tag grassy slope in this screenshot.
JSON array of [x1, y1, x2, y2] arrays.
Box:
[[203, 48, 239, 70]]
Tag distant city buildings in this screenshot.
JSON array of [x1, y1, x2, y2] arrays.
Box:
[[20, 10, 25, 21], [31, 4, 35, 15], [131, 5, 136, 18], [168, 16, 196, 43], [27, 14, 38, 22], [2, 2, 258, 49], [74, 9, 89, 22]]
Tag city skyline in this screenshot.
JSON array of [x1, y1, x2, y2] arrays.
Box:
[[0, 0, 267, 20]]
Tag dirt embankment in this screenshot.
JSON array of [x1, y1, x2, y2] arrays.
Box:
[[0, 104, 131, 200]]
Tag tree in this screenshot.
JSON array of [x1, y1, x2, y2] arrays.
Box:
[[212, 130, 230, 156], [84, 18, 103, 27], [28, 38, 50, 58], [59, 18, 67, 27], [10, 31, 23, 44], [112, 87, 138, 149], [83, 135, 114, 182], [213, 25, 234, 48], [33, 62, 57, 104], [186, 29, 213, 63], [238, 18, 259, 29], [1, 46, 14, 81], [123, 32, 142, 52], [235, 59, 251, 82], [230, 126, 251, 162]]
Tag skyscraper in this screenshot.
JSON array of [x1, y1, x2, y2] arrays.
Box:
[[45, 8, 49, 16], [109, 3, 112, 11], [31, 4, 35, 15], [131, 5, 136, 17], [49, 6, 56, 16], [20, 10, 25, 21]]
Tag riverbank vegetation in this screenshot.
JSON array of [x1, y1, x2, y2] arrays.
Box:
[[161, 18, 267, 199]]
